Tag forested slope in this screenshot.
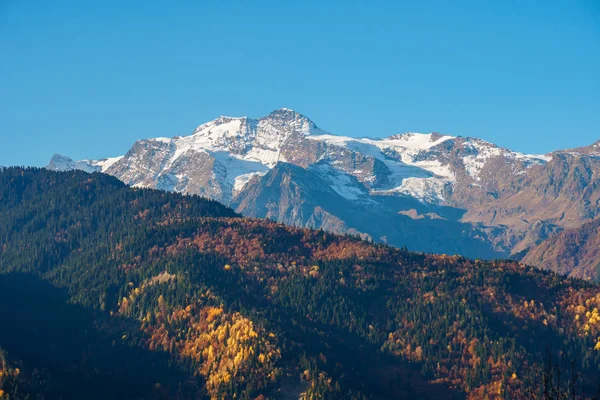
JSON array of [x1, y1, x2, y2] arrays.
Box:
[[0, 168, 599, 399]]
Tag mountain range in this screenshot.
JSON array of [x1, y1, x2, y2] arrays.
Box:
[[1, 167, 599, 399], [47, 109, 600, 275]]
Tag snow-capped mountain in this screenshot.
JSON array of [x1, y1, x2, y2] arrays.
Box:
[[48, 108, 547, 204], [47, 108, 600, 259]]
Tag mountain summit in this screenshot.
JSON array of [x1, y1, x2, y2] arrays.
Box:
[[261, 107, 323, 133]]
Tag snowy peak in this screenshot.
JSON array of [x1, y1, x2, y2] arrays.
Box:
[[260, 108, 326, 136], [191, 108, 324, 139], [264, 108, 304, 120], [192, 116, 251, 136], [48, 154, 100, 173], [48, 153, 124, 174], [263, 108, 307, 123]]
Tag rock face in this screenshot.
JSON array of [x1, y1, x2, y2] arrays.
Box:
[[523, 217, 600, 281], [47, 108, 600, 262], [463, 151, 600, 229]]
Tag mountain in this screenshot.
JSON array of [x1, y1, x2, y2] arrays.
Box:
[[46, 109, 600, 260], [47, 109, 549, 205], [1, 167, 600, 399], [523, 216, 600, 281]]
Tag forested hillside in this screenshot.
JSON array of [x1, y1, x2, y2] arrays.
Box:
[[0, 167, 599, 399]]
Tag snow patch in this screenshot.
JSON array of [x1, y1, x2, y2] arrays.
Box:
[[94, 156, 123, 172], [372, 176, 448, 204], [460, 140, 549, 180], [234, 172, 267, 194], [312, 164, 372, 202]]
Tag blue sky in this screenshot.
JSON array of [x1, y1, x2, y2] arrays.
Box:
[[1, 0, 599, 167]]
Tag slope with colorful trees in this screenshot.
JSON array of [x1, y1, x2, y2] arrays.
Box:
[[0, 167, 598, 399]]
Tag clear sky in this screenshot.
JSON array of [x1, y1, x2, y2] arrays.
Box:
[[1, 0, 599, 167]]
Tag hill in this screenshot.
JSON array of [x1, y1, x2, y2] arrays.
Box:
[[0, 167, 599, 399]]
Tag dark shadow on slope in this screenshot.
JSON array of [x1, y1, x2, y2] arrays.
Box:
[[0, 273, 195, 400]]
